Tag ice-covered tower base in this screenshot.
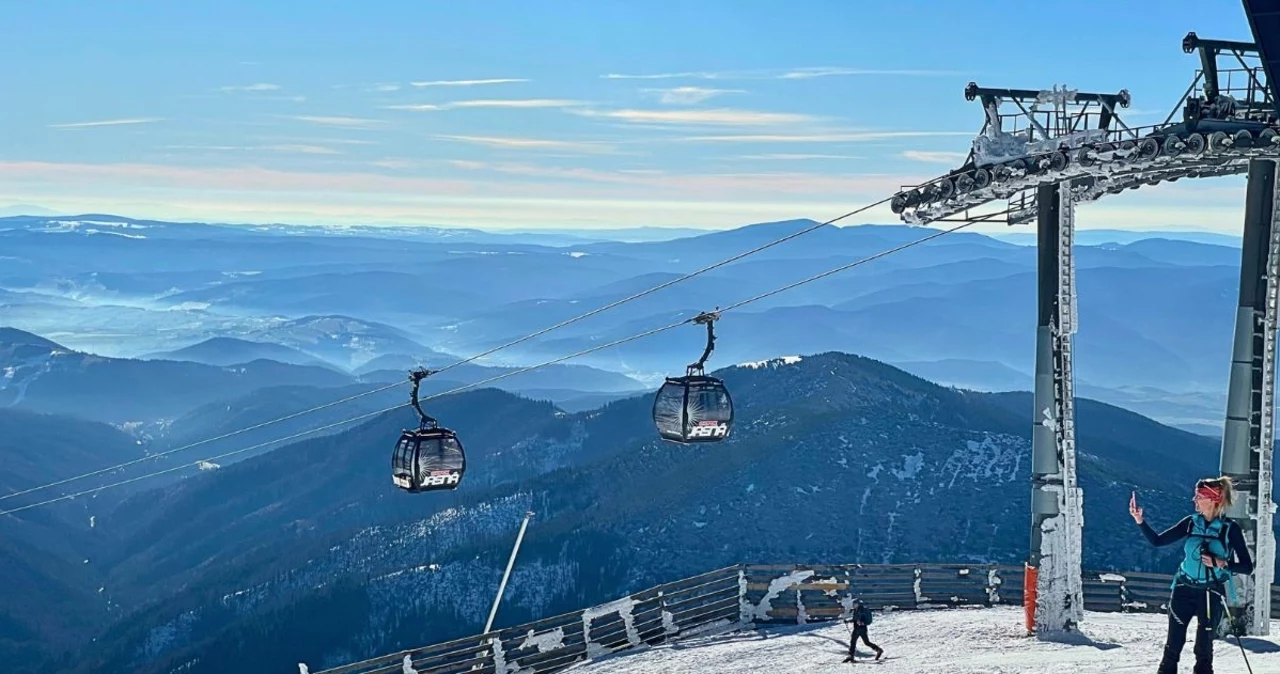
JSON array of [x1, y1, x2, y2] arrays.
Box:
[[1027, 181, 1084, 636]]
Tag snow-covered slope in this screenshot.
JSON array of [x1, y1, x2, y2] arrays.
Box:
[[562, 606, 1280, 673]]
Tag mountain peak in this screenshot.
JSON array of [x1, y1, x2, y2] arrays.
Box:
[[0, 327, 67, 351]]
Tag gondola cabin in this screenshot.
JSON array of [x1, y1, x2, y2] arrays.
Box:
[[391, 426, 466, 492], [652, 374, 734, 443]]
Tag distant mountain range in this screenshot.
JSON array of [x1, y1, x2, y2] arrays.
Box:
[[143, 336, 337, 369], [0, 212, 1254, 428], [989, 228, 1243, 248], [0, 328, 647, 432]]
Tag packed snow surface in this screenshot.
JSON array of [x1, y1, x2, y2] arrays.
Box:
[[562, 606, 1280, 673]]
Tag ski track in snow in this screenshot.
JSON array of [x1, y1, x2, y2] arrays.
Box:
[[561, 606, 1280, 673]]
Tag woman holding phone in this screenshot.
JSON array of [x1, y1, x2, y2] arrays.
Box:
[[1129, 478, 1253, 674]]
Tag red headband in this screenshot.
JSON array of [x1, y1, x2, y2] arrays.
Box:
[[1196, 485, 1224, 503]]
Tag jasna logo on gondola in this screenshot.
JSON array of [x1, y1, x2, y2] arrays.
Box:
[[688, 421, 729, 438], [422, 471, 461, 487]]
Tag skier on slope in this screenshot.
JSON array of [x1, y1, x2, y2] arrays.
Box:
[[1129, 477, 1254, 674], [841, 598, 884, 663]]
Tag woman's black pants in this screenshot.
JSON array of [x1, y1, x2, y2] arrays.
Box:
[[1158, 582, 1225, 674]]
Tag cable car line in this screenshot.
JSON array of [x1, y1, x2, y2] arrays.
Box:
[[0, 197, 893, 505], [424, 195, 895, 379], [0, 380, 407, 504], [397, 215, 974, 486], [0, 208, 971, 515], [0, 404, 406, 518], [716, 218, 975, 314], [0, 318, 695, 516]]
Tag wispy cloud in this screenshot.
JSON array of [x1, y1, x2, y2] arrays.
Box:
[[572, 108, 815, 126], [49, 118, 163, 129], [163, 144, 342, 155], [642, 87, 745, 105], [384, 99, 584, 111], [263, 136, 378, 146], [368, 82, 402, 92], [778, 67, 957, 79], [291, 115, 384, 129], [737, 153, 866, 160], [676, 131, 974, 143], [435, 134, 618, 153], [604, 67, 961, 81], [368, 159, 417, 169], [448, 98, 582, 109], [220, 83, 281, 92], [902, 150, 969, 163], [605, 71, 721, 80], [383, 104, 443, 111], [262, 144, 342, 155], [409, 78, 529, 87], [2, 161, 1249, 231]]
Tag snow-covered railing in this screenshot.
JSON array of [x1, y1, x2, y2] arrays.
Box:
[[307, 565, 743, 674], [305, 562, 1280, 674], [740, 563, 1012, 623]]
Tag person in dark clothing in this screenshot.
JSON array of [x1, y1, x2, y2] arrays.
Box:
[[841, 598, 884, 663], [1130, 477, 1254, 674]]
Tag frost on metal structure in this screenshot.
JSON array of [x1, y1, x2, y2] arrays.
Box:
[[519, 626, 565, 653], [1221, 158, 1280, 636], [985, 568, 1003, 604], [912, 568, 929, 605], [581, 596, 641, 659], [737, 568, 751, 627], [968, 83, 1121, 168], [891, 31, 1280, 230], [747, 569, 815, 623], [1027, 182, 1084, 637], [489, 635, 534, 674], [656, 590, 678, 637]]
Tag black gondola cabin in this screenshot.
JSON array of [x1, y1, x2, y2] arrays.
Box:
[[651, 310, 734, 444], [653, 374, 733, 443], [391, 427, 466, 492]]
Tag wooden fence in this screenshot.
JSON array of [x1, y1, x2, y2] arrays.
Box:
[[308, 563, 1280, 674]]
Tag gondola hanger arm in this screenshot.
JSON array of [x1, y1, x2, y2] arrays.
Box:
[[408, 367, 440, 430], [687, 308, 720, 375]]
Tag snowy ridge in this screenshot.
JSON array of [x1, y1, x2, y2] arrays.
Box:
[[305, 561, 1264, 674], [736, 355, 803, 370]]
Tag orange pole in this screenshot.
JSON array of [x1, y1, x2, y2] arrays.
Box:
[[1023, 564, 1038, 633]]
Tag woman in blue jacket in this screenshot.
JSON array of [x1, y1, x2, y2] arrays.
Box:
[[1130, 476, 1254, 674]]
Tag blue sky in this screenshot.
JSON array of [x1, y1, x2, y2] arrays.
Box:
[[0, 0, 1263, 231]]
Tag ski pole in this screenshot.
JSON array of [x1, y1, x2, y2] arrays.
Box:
[[1219, 595, 1253, 674]]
